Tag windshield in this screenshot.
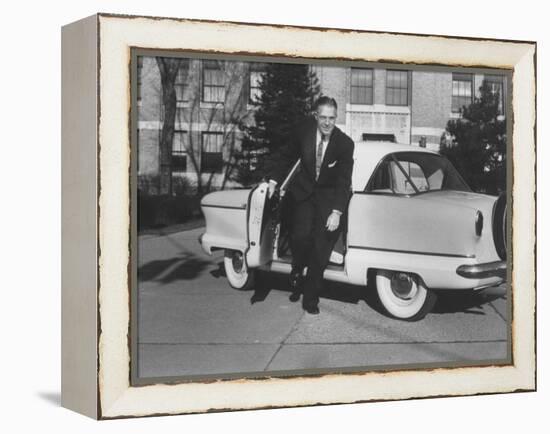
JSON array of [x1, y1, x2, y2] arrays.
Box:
[[366, 151, 471, 195]]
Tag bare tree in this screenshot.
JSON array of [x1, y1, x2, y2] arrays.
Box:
[[155, 57, 183, 195], [176, 60, 252, 196]]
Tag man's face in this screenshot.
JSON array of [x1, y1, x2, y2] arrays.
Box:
[[315, 104, 337, 138]]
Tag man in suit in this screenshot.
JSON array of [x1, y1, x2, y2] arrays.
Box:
[[268, 96, 354, 314]]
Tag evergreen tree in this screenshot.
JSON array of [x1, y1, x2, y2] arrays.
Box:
[[234, 63, 320, 185], [440, 81, 506, 194]]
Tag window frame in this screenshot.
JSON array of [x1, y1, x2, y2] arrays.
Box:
[[385, 69, 409, 106], [483, 74, 505, 115], [350, 67, 374, 105], [172, 130, 189, 173], [451, 72, 474, 113], [200, 131, 225, 173], [248, 63, 266, 104], [175, 60, 191, 103], [201, 60, 226, 103]]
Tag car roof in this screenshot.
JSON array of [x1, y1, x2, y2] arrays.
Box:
[[352, 141, 440, 191]]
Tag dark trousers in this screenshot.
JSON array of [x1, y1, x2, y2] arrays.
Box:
[[290, 194, 341, 308]]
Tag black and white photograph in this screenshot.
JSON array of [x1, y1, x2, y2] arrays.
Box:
[[133, 52, 510, 381]]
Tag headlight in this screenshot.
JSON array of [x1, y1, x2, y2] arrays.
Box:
[[475, 210, 483, 236]]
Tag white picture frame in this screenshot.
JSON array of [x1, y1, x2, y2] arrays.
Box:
[[61, 13, 536, 419]]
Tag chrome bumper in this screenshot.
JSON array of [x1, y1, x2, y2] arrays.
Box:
[[456, 260, 507, 279]]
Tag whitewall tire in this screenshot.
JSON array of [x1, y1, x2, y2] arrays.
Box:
[[224, 250, 255, 290], [375, 269, 437, 321]]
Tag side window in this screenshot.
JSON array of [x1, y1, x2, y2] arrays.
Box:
[[427, 168, 444, 190], [391, 160, 428, 193], [369, 160, 392, 193], [366, 152, 471, 194], [388, 161, 410, 194]]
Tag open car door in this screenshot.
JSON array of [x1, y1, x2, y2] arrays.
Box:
[[245, 183, 277, 268], [245, 160, 301, 268]]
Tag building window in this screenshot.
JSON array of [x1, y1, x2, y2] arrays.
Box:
[[201, 132, 224, 172], [386, 70, 408, 106], [483, 74, 505, 114], [350, 68, 373, 104], [175, 60, 191, 103], [137, 56, 143, 101], [172, 131, 189, 172], [452, 73, 473, 113], [202, 60, 225, 103], [249, 63, 266, 104]]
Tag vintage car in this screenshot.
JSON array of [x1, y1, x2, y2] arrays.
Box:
[[198, 141, 507, 321]]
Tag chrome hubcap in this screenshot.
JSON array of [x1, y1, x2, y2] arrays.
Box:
[[390, 272, 417, 300], [232, 252, 244, 273]]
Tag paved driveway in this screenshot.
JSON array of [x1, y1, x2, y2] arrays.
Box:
[[137, 227, 509, 379]]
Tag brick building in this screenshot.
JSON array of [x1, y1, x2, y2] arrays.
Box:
[[137, 56, 506, 191]]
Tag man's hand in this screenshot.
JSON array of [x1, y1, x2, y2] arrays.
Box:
[[326, 211, 341, 232]]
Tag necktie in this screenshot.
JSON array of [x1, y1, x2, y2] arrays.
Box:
[[316, 137, 324, 180]]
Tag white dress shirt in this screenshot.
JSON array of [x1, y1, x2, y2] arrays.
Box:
[[316, 129, 330, 164]]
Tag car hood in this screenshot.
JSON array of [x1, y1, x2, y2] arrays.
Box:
[[413, 190, 498, 212]]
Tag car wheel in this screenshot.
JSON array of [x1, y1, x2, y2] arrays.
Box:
[[375, 269, 437, 321], [224, 250, 255, 290]]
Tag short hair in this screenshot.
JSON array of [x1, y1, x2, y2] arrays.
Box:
[[313, 96, 338, 112]]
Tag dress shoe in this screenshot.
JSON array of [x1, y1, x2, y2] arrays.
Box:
[[303, 304, 320, 315], [289, 292, 301, 302]]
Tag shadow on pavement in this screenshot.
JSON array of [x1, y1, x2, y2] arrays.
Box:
[[249, 271, 278, 304], [248, 271, 386, 313], [431, 289, 506, 316], [208, 264, 273, 304], [138, 252, 211, 283], [321, 279, 387, 315], [243, 270, 507, 319], [210, 261, 226, 278]]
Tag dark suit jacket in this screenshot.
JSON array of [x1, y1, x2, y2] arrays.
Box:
[[271, 119, 354, 214]]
